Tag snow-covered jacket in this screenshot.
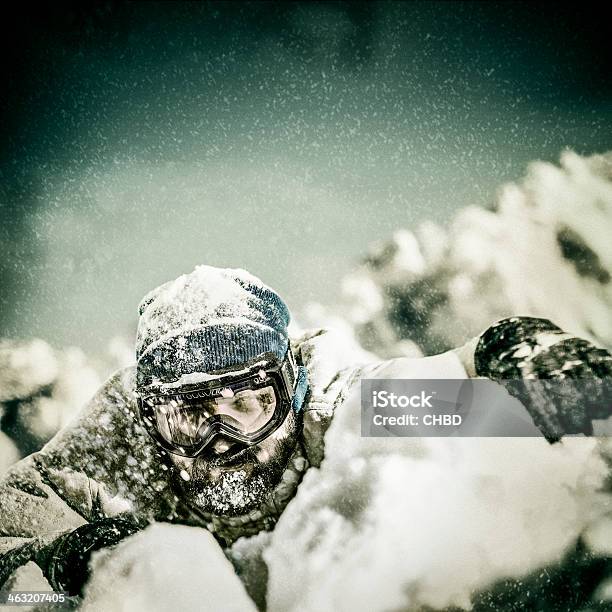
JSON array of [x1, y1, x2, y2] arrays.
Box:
[[0, 317, 609, 588]]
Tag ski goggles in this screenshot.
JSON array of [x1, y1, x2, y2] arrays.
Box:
[[136, 348, 299, 458]]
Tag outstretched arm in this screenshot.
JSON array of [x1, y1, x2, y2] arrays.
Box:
[[0, 369, 147, 594], [456, 316, 612, 442]]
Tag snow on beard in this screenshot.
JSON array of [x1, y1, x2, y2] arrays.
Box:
[[177, 425, 298, 516], [193, 469, 268, 516]]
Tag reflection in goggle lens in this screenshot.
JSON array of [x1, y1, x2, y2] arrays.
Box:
[[150, 385, 277, 447]]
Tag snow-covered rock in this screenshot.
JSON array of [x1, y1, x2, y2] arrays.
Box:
[[0, 339, 59, 402], [1, 562, 54, 611], [304, 151, 612, 357], [83, 523, 257, 612], [0, 339, 101, 461]]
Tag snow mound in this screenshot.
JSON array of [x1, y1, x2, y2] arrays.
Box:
[[83, 523, 256, 612], [263, 382, 612, 611], [304, 151, 612, 357]]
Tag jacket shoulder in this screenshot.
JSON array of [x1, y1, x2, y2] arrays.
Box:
[[291, 327, 370, 393], [291, 328, 367, 467], [34, 364, 173, 521]]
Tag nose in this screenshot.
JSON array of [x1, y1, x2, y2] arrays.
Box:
[[209, 436, 236, 455]]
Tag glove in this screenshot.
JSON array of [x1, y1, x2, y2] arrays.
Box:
[[475, 317, 612, 442], [39, 516, 141, 596]]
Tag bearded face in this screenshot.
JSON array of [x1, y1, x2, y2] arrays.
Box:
[[166, 409, 300, 516]]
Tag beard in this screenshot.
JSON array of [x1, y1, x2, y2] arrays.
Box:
[[177, 411, 300, 517]]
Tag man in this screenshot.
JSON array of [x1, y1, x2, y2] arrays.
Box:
[[0, 265, 610, 600]]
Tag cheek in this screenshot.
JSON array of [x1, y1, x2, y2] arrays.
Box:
[[254, 436, 278, 463], [168, 454, 195, 477], [254, 414, 294, 462]]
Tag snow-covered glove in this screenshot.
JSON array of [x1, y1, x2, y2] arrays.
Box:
[[37, 515, 141, 596], [474, 317, 612, 442]]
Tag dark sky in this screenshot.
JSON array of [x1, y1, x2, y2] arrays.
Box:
[[1, 1, 611, 351]]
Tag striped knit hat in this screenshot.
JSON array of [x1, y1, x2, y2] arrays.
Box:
[[136, 265, 308, 411]]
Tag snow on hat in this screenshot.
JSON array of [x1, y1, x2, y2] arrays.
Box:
[[135, 265, 291, 391]]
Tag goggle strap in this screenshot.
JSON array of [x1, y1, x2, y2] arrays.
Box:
[[280, 347, 298, 395]]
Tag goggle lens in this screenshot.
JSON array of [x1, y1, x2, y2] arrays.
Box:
[[147, 385, 278, 448]]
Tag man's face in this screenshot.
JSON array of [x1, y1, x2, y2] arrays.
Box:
[[166, 408, 300, 517]]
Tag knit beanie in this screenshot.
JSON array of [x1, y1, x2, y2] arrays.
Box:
[[135, 265, 308, 412]]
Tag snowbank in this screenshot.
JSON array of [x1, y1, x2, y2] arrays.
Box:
[[263, 382, 612, 611], [83, 523, 256, 612], [3, 525, 258, 612]]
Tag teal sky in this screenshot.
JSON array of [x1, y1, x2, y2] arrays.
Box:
[[2, 2, 611, 352]]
